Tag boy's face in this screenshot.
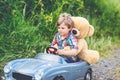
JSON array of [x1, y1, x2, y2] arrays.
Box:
[[58, 22, 71, 37]]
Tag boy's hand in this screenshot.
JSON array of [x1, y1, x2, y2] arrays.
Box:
[[63, 46, 71, 51], [53, 44, 58, 49], [57, 50, 63, 56]]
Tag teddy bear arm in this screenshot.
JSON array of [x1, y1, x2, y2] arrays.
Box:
[[78, 50, 99, 64], [77, 39, 88, 54]]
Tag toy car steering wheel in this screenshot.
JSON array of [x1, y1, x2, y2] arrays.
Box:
[[46, 46, 58, 54]]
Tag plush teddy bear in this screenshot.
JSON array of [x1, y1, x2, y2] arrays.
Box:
[[71, 16, 99, 64]]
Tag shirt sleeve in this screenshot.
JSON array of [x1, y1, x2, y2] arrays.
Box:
[[67, 34, 78, 49], [51, 34, 57, 46]]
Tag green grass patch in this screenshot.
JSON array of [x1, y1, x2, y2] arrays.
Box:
[[114, 68, 120, 78], [86, 36, 116, 58]]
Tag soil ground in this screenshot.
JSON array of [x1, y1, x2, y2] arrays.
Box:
[[92, 50, 120, 80]]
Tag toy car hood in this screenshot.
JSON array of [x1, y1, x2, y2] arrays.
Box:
[[12, 59, 55, 74], [4, 54, 66, 75]]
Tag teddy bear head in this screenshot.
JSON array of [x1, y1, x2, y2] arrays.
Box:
[[71, 17, 94, 39]]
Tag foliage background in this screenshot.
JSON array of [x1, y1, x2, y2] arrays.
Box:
[[0, 0, 120, 76]]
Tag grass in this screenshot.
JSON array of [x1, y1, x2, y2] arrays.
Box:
[[86, 36, 114, 58], [114, 68, 120, 78], [112, 39, 120, 50]]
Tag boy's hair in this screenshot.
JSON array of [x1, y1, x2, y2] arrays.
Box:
[[57, 13, 74, 29]]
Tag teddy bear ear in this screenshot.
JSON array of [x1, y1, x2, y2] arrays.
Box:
[[87, 25, 94, 36], [71, 28, 80, 36]]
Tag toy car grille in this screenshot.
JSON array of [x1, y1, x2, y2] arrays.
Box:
[[12, 72, 32, 80]]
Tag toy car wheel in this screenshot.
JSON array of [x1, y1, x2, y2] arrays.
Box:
[[84, 68, 92, 80], [53, 75, 65, 80]]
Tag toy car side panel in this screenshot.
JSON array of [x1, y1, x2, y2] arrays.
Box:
[[67, 61, 90, 80], [42, 65, 70, 80], [42, 61, 90, 80]]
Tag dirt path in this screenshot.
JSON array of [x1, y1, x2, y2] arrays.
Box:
[[92, 50, 120, 80]]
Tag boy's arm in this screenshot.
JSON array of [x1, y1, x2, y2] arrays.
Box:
[[57, 49, 78, 57]]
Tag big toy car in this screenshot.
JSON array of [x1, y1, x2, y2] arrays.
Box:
[[2, 47, 92, 80]]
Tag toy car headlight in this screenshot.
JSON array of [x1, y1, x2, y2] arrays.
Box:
[[4, 63, 11, 73], [35, 72, 44, 80]]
